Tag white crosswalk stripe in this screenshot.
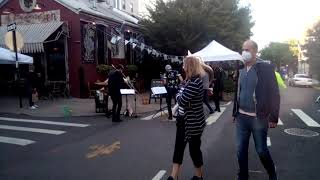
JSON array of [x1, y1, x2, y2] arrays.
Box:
[[0, 125, 65, 135], [0, 136, 35, 146], [141, 110, 168, 120], [291, 109, 320, 127], [267, 137, 271, 147], [0, 117, 90, 127], [152, 170, 166, 180], [206, 107, 226, 125], [0, 117, 91, 146]]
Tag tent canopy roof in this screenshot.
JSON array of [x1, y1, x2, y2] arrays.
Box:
[[0, 47, 33, 64], [192, 40, 243, 62]]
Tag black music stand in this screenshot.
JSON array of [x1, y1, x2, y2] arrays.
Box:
[[151, 87, 167, 119], [120, 89, 137, 118]]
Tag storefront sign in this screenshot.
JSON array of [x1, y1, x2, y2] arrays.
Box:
[[1, 10, 61, 25]]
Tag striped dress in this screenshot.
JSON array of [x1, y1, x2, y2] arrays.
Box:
[[176, 76, 205, 141]]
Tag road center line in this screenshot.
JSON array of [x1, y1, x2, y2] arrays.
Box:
[[267, 137, 271, 147], [0, 136, 35, 146], [278, 118, 283, 125], [0, 117, 90, 127], [0, 125, 65, 135], [152, 170, 166, 180], [291, 109, 320, 127]]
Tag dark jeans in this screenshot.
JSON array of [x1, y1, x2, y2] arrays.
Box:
[[166, 88, 178, 118], [203, 89, 214, 113], [236, 113, 277, 180], [173, 120, 203, 168], [110, 93, 122, 122]]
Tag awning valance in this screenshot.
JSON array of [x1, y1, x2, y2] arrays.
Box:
[[0, 21, 64, 53]]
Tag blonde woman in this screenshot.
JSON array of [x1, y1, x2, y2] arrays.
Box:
[[167, 56, 206, 180]]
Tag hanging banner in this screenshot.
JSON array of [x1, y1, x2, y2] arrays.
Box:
[[140, 43, 145, 51], [132, 43, 137, 49]]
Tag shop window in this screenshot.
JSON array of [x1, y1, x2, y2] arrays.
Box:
[[46, 40, 66, 81], [97, 25, 106, 65]]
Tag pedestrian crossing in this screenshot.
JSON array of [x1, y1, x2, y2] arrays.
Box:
[[0, 117, 90, 146], [140, 105, 320, 129]]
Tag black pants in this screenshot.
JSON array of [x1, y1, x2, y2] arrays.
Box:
[[166, 88, 178, 118], [110, 93, 122, 121], [173, 120, 203, 168], [213, 91, 220, 111], [203, 89, 214, 112]]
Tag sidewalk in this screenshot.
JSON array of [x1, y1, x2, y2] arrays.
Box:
[[0, 93, 165, 118]]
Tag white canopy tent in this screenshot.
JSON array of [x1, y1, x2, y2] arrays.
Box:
[[0, 47, 33, 64], [192, 40, 243, 63]]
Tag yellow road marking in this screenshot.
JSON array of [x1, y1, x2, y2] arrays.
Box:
[[86, 141, 120, 159]]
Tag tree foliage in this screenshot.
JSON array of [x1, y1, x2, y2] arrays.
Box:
[[304, 20, 320, 79], [260, 42, 297, 68], [140, 0, 254, 56]]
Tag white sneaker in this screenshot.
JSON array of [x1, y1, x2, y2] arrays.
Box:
[[34, 105, 39, 108], [29, 106, 37, 110]]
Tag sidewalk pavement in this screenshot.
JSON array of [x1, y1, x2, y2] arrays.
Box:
[[0, 93, 167, 118]]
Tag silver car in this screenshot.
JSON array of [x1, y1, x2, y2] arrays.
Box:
[[288, 74, 313, 87]]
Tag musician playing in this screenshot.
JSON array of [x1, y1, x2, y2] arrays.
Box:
[[108, 64, 127, 122], [164, 64, 183, 120]]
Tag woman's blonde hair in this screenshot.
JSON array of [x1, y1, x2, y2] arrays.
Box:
[[183, 56, 205, 79]]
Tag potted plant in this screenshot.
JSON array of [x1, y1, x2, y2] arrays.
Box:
[[127, 65, 138, 79], [96, 64, 112, 75]]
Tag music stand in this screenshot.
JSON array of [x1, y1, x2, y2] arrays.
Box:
[[120, 89, 137, 117], [151, 87, 167, 118]]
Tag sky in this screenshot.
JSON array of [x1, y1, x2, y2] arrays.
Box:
[[240, 0, 320, 49]]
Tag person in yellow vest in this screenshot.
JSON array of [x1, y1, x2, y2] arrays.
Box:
[[275, 71, 287, 89]]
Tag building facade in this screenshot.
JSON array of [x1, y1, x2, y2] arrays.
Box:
[[0, 0, 140, 98]]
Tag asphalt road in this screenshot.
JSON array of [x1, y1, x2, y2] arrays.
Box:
[[0, 86, 319, 180]]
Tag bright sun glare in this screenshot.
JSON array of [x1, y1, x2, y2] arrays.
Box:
[[241, 0, 320, 48]]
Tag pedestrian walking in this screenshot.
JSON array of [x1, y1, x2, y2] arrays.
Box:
[[163, 64, 183, 120], [167, 56, 205, 180], [233, 40, 280, 180], [200, 60, 215, 114], [212, 65, 224, 112], [26, 66, 38, 109]]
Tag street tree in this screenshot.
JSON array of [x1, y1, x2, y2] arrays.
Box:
[[260, 42, 297, 68], [140, 0, 254, 56], [304, 20, 320, 79]]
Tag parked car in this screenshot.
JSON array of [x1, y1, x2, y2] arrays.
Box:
[[288, 74, 313, 87]]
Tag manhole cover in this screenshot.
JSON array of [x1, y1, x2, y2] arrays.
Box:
[[284, 128, 319, 137]]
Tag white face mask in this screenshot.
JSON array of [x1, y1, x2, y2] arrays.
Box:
[[242, 51, 253, 62]]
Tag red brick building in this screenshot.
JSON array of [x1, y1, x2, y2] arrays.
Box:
[[0, 0, 140, 98]]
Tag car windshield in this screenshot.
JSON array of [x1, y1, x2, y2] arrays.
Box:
[[296, 75, 311, 78]]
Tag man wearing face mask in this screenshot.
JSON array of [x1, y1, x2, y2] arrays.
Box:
[[233, 40, 280, 180]]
